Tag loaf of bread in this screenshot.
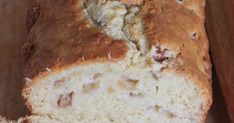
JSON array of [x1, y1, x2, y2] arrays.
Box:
[[1, 0, 212, 122]]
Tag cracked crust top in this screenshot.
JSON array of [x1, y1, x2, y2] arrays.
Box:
[[23, 0, 128, 78], [25, 0, 211, 92]]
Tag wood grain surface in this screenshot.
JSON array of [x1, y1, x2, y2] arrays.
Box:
[[0, 0, 29, 120], [0, 0, 230, 122], [206, 0, 234, 122]]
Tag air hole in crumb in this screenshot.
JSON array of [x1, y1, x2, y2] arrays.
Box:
[[47, 114, 53, 119], [118, 79, 139, 90], [57, 92, 74, 107], [154, 105, 160, 112], [190, 32, 199, 41], [126, 79, 139, 86], [107, 114, 114, 122], [155, 86, 159, 93], [151, 72, 158, 80], [130, 91, 143, 97], [93, 73, 102, 80], [54, 78, 65, 86], [109, 117, 114, 122], [82, 82, 100, 93], [168, 112, 176, 119]]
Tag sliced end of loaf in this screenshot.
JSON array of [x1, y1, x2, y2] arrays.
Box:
[[23, 61, 210, 123]]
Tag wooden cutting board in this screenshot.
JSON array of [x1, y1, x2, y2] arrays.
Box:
[[0, 0, 230, 122]]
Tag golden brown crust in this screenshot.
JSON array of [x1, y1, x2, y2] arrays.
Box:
[[178, 0, 206, 19], [24, 0, 128, 78], [142, 0, 212, 116]]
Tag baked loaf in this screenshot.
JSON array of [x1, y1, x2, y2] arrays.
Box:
[[2, 0, 212, 122]]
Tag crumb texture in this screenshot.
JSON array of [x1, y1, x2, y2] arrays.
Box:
[[24, 63, 207, 123]]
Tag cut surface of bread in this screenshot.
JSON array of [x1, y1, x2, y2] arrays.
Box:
[[1, 0, 212, 123], [23, 62, 209, 123]]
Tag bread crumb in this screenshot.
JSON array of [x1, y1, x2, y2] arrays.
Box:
[[93, 73, 102, 80], [82, 82, 100, 93], [57, 92, 74, 107], [126, 79, 139, 86], [168, 112, 176, 119], [155, 86, 159, 93], [54, 78, 65, 86], [130, 91, 143, 96], [108, 86, 114, 94], [154, 105, 160, 112], [151, 72, 158, 80]]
